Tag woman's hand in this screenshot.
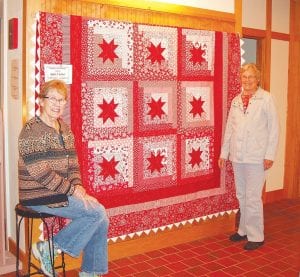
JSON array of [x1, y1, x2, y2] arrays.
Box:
[[73, 185, 86, 198], [73, 185, 98, 209], [218, 158, 226, 169], [83, 194, 99, 209], [264, 159, 274, 170]]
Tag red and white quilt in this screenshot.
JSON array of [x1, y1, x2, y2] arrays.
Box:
[[37, 12, 241, 239]]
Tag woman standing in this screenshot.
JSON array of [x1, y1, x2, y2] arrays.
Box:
[[218, 63, 279, 250], [18, 80, 108, 276]]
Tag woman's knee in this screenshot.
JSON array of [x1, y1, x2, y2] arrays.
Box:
[[90, 204, 109, 224]]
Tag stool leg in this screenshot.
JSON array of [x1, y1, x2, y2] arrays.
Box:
[[28, 218, 33, 275], [42, 218, 56, 277], [15, 214, 23, 277], [58, 218, 66, 277], [61, 251, 66, 277]]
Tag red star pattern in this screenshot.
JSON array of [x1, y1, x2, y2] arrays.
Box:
[[98, 98, 118, 123], [146, 42, 165, 64], [98, 39, 119, 63], [147, 97, 166, 119], [99, 156, 119, 180], [190, 44, 205, 65], [189, 96, 205, 118], [189, 147, 202, 168], [147, 151, 165, 173]]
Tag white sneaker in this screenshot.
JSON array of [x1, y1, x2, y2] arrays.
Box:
[[32, 240, 58, 277]]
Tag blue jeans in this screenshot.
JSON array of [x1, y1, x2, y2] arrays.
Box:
[[28, 196, 109, 275]]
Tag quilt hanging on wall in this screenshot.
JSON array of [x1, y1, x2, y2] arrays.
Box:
[[35, 12, 241, 239]]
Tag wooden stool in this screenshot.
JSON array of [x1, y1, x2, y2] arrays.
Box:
[[15, 203, 66, 276]]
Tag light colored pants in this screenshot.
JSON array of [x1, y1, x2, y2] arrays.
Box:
[[28, 196, 109, 275], [233, 162, 265, 242]]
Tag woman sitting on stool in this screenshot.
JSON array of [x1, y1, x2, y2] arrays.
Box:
[[18, 79, 109, 277]]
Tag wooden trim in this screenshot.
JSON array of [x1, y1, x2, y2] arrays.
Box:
[[108, 213, 235, 261], [271, 32, 290, 41], [38, 0, 236, 32], [8, 238, 22, 262], [263, 189, 285, 204], [242, 27, 266, 38], [263, 0, 272, 92], [82, 0, 236, 22], [8, 238, 24, 270], [9, 217, 31, 273], [23, 0, 42, 121], [234, 0, 242, 35], [284, 0, 300, 198]]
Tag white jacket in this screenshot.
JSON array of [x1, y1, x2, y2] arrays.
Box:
[[220, 87, 279, 164]]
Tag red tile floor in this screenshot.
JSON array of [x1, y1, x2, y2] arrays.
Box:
[[2, 198, 300, 277]]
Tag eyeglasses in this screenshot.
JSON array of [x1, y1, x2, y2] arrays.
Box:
[[242, 75, 256, 81], [43, 96, 67, 106]]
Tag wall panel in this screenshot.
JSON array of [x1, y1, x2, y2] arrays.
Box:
[[272, 0, 290, 34], [39, 0, 236, 32], [242, 0, 266, 30], [267, 39, 289, 192]]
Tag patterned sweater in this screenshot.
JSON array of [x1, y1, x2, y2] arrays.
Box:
[[18, 117, 82, 207]]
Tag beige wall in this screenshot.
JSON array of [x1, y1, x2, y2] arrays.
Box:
[[1, 0, 23, 241], [267, 39, 289, 192], [272, 0, 290, 33], [242, 0, 266, 29]]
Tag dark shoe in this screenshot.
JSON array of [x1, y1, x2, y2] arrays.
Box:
[[243, 241, 264, 250], [229, 233, 247, 242]]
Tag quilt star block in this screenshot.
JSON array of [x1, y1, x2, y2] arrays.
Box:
[[179, 29, 215, 79], [81, 81, 133, 141], [82, 19, 134, 80], [178, 81, 214, 132], [98, 38, 119, 63], [134, 135, 177, 192], [178, 130, 219, 187], [134, 24, 177, 80], [180, 134, 214, 179], [136, 81, 177, 134], [87, 137, 134, 192], [98, 98, 118, 124]]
